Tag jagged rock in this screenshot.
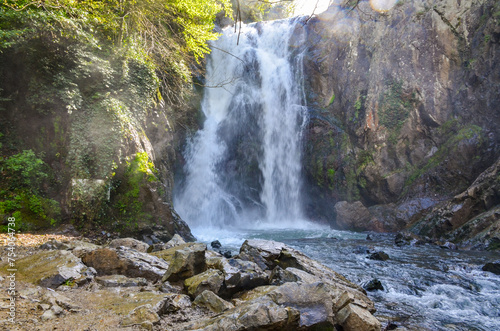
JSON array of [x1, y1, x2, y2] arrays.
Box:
[[267, 282, 335, 329], [194, 290, 234, 313], [121, 304, 160, 327], [95, 275, 148, 287], [69, 241, 101, 258], [368, 251, 390, 261], [211, 240, 222, 249], [219, 258, 269, 297], [334, 201, 383, 232], [161, 243, 206, 282], [150, 234, 188, 252], [108, 238, 150, 253], [482, 262, 500, 275], [39, 239, 70, 250], [220, 250, 232, 258], [7, 250, 90, 289], [184, 269, 224, 298], [239, 239, 287, 270], [439, 242, 458, 250], [336, 303, 381, 331], [151, 242, 203, 264], [364, 279, 384, 292], [81, 247, 169, 281], [154, 293, 192, 315], [183, 298, 300, 331], [42, 290, 80, 311], [269, 266, 299, 285], [238, 239, 373, 311]]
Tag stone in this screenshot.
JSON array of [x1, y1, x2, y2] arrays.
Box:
[[4, 250, 89, 289], [482, 262, 500, 275], [336, 303, 381, 331], [150, 242, 200, 262], [42, 290, 80, 311], [95, 275, 148, 287], [81, 247, 169, 282], [211, 240, 222, 249], [364, 279, 384, 292], [184, 269, 224, 298], [193, 290, 234, 313], [440, 242, 458, 250], [108, 238, 150, 253], [334, 201, 383, 232], [239, 239, 287, 270], [220, 250, 232, 258], [368, 251, 390, 261], [219, 258, 269, 297], [154, 293, 192, 315], [121, 304, 160, 327], [238, 239, 374, 312], [267, 282, 335, 329], [161, 243, 206, 282], [183, 299, 300, 331], [41, 309, 57, 321], [150, 234, 188, 252], [269, 266, 299, 285], [39, 239, 70, 250]]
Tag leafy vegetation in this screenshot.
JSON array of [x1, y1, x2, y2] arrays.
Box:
[[0, 150, 60, 231]]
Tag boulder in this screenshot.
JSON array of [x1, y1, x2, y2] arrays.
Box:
[[154, 293, 192, 315], [150, 242, 200, 262], [183, 298, 300, 331], [211, 240, 222, 249], [364, 279, 384, 292], [482, 262, 500, 275], [150, 234, 187, 252], [81, 247, 169, 281], [219, 258, 269, 297], [7, 250, 91, 289], [336, 303, 381, 331], [193, 290, 234, 313], [161, 243, 207, 282], [368, 251, 390, 261], [184, 269, 224, 298], [238, 239, 374, 312], [238, 239, 287, 270], [266, 282, 335, 329], [269, 266, 299, 285], [95, 275, 148, 287], [121, 304, 160, 328], [334, 201, 383, 232], [108, 238, 150, 253]]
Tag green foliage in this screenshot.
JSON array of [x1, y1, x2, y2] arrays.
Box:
[[112, 152, 157, 228], [329, 93, 336, 105], [0, 150, 60, 231]]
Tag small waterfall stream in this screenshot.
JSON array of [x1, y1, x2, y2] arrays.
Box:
[[175, 18, 308, 229]]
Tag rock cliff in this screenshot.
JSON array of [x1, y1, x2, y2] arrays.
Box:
[[302, 0, 499, 244]]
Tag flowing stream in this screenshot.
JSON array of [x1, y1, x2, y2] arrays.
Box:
[[174, 18, 500, 331]]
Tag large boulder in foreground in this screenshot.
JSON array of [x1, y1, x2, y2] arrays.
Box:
[[81, 246, 169, 281], [184, 269, 224, 298], [218, 258, 269, 297], [5, 250, 93, 289], [238, 238, 373, 312], [161, 243, 207, 282]]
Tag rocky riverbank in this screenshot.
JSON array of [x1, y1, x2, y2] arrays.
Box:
[[1, 230, 387, 331]]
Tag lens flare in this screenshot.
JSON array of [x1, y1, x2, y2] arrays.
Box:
[[370, 0, 399, 12]]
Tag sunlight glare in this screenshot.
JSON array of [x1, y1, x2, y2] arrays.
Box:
[[294, 0, 331, 16]]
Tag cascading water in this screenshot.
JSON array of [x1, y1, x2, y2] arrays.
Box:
[[175, 18, 309, 229]]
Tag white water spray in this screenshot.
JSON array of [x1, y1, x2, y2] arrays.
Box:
[[175, 18, 309, 229]]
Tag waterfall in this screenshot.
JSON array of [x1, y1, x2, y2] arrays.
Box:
[[175, 18, 308, 229]]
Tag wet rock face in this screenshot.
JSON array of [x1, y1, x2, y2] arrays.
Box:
[[301, 0, 500, 236]]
